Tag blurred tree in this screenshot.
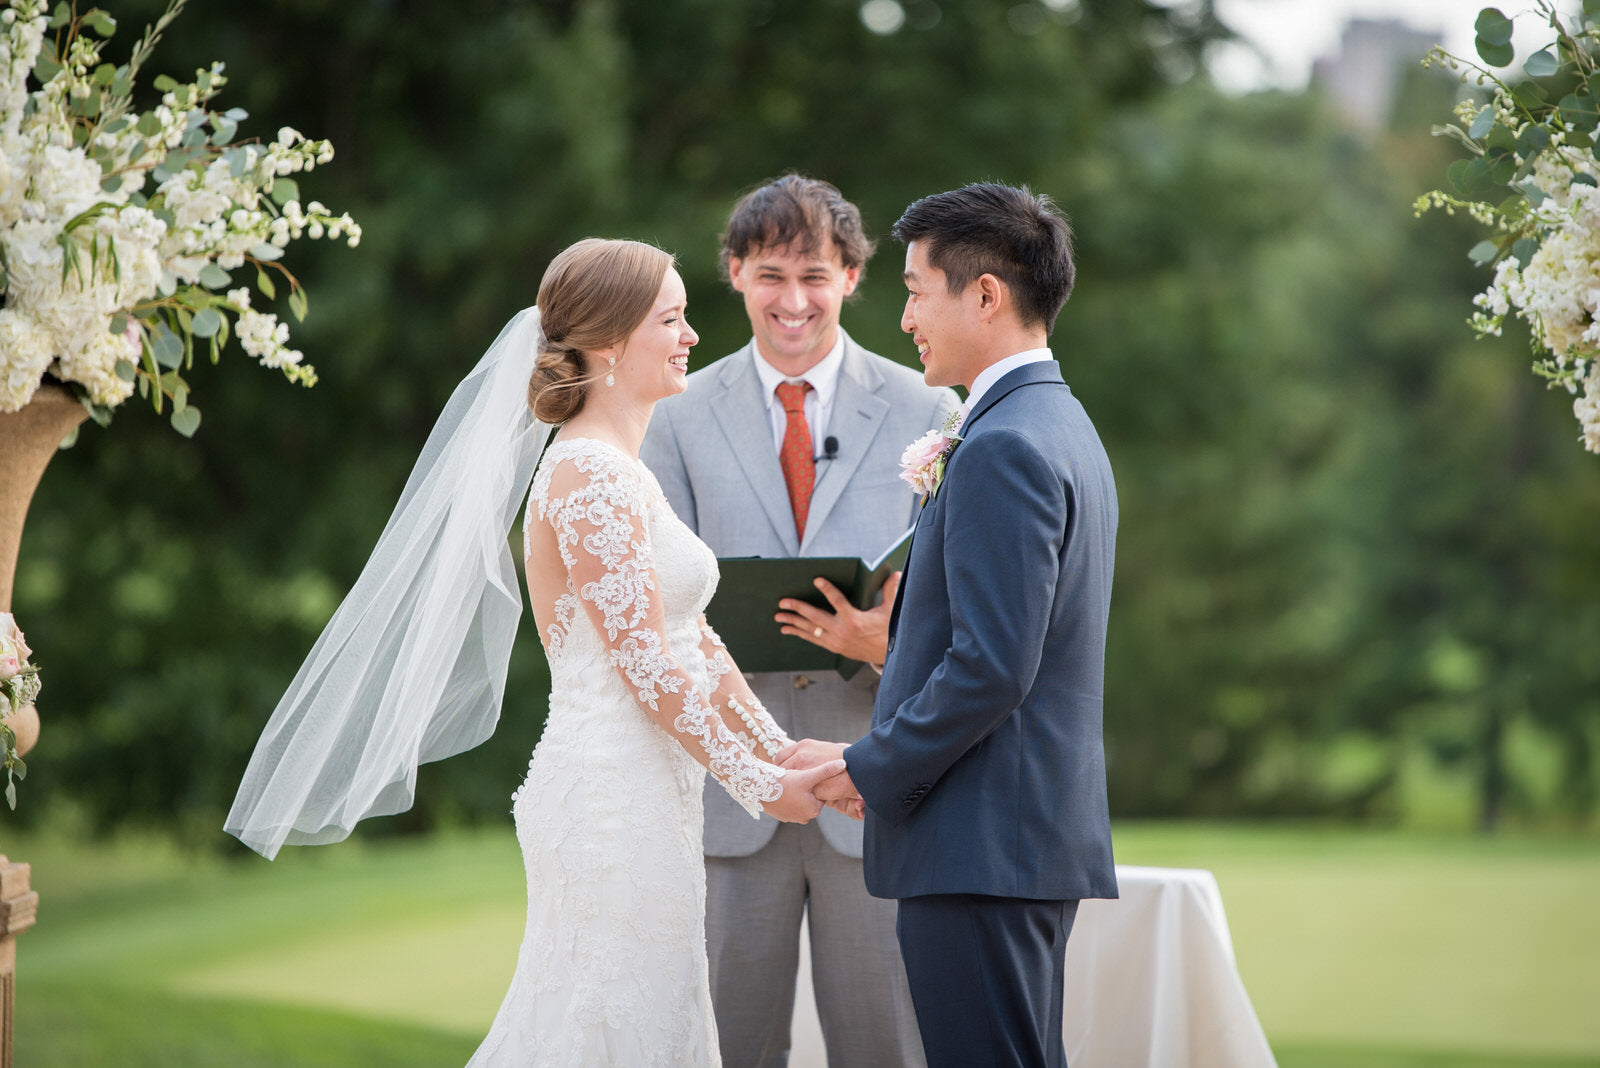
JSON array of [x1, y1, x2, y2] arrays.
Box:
[[5, 0, 1222, 840]]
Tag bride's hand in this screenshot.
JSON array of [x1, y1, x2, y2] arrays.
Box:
[[763, 759, 848, 824]]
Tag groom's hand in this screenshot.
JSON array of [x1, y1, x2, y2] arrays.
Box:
[[777, 739, 865, 820], [776, 572, 900, 666]]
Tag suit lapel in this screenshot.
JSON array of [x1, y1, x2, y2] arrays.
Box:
[[798, 335, 889, 553], [958, 359, 1065, 437], [709, 345, 801, 554]]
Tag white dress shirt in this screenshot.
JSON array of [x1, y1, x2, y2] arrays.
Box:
[[752, 333, 846, 453], [961, 347, 1054, 423]]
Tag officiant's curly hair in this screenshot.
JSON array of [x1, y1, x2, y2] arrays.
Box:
[[719, 173, 875, 285], [892, 183, 1075, 334], [528, 238, 675, 423]]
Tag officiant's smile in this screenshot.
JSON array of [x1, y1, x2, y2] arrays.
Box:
[[728, 236, 861, 376]]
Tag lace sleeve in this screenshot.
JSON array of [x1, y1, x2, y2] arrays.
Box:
[[541, 449, 784, 818], [696, 616, 793, 760]]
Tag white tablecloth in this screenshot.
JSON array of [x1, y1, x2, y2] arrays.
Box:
[[788, 865, 1275, 1067]]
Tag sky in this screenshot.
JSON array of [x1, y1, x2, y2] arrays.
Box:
[[1208, 0, 1583, 91]]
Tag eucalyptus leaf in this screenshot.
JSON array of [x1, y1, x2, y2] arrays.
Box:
[[1514, 81, 1549, 107], [1524, 49, 1559, 78], [153, 73, 178, 92], [100, 175, 122, 194], [1468, 239, 1500, 266], [1588, 0, 1600, 22], [157, 270, 177, 298], [1511, 237, 1540, 266], [289, 287, 309, 322], [1572, 172, 1599, 187], [251, 242, 285, 261], [1516, 125, 1551, 157], [47, 2, 69, 29], [190, 308, 223, 338], [114, 357, 136, 382], [255, 268, 276, 300], [85, 10, 116, 35], [198, 263, 231, 290], [1469, 107, 1496, 139], [1476, 36, 1515, 67], [1475, 8, 1514, 46], [152, 327, 184, 369], [136, 111, 161, 137], [1559, 92, 1600, 131], [271, 178, 300, 206], [170, 406, 201, 438], [211, 117, 237, 144]]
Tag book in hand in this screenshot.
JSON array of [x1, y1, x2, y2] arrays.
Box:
[[705, 524, 915, 679]]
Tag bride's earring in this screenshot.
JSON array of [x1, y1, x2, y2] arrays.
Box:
[[606, 355, 616, 387]]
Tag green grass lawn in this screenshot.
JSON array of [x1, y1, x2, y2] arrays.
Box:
[[3, 821, 1598, 1066]]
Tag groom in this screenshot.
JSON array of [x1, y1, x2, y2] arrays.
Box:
[[781, 183, 1119, 1067]]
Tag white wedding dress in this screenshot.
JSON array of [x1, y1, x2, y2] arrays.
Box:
[[468, 437, 791, 1067]]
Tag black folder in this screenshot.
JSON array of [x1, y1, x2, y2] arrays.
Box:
[[706, 525, 915, 679]]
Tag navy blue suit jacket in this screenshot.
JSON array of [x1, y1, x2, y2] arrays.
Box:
[[845, 360, 1119, 902]]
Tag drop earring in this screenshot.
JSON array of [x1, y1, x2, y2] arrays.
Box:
[[606, 355, 616, 387]]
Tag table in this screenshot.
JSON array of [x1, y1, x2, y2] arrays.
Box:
[[788, 865, 1276, 1067]]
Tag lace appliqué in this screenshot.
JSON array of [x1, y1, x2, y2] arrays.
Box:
[[540, 441, 783, 818], [698, 618, 793, 760]]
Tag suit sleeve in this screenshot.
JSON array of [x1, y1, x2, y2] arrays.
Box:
[[639, 402, 698, 534], [846, 428, 1065, 825]]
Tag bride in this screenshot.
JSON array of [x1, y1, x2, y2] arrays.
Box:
[[226, 238, 845, 1066]]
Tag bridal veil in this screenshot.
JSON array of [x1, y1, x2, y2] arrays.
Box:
[[226, 307, 554, 859]]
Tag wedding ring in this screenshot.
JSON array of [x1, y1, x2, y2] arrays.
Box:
[[813, 627, 824, 638]]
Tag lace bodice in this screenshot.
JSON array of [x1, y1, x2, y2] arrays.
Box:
[[524, 437, 791, 817]]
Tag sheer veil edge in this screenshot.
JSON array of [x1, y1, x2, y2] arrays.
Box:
[[225, 307, 554, 859]]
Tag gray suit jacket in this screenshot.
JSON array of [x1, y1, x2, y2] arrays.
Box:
[[641, 332, 959, 857]]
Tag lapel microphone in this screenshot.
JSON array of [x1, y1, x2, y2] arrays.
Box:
[[814, 436, 838, 463]]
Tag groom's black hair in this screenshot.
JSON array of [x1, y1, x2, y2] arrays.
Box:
[[891, 183, 1075, 334], [719, 173, 876, 288]]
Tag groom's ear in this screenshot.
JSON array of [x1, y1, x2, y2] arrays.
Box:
[[974, 273, 1006, 321]]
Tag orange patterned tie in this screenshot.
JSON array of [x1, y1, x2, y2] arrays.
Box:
[[775, 380, 815, 540]]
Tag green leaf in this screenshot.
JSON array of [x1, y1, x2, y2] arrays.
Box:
[[1515, 81, 1550, 108], [1468, 240, 1500, 266], [1461, 157, 1494, 193], [190, 308, 223, 338], [170, 406, 201, 437], [1524, 49, 1559, 78], [114, 357, 136, 382], [1475, 7, 1515, 46], [211, 116, 237, 145], [152, 73, 178, 92], [1469, 108, 1496, 139], [152, 325, 183, 369], [255, 268, 276, 300], [1448, 158, 1473, 192], [270, 178, 300, 206], [1516, 124, 1551, 157], [1586, 0, 1600, 23], [92, 63, 116, 86], [251, 242, 284, 262], [1572, 172, 1599, 187], [288, 287, 309, 323], [100, 174, 122, 194], [1476, 36, 1515, 67], [198, 263, 231, 290], [47, 2, 70, 29], [85, 9, 116, 35], [1511, 237, 1540, 265], [1561, 93, 1600, 132], [33, 56, 62, 83], [136, 111, 162, 137]]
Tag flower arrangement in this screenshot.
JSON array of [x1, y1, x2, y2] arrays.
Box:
[[1418, 2, 1600, 453], [0, 611, 37, 808], [899, 408, 965, 500], [0, 0, 359, 436]]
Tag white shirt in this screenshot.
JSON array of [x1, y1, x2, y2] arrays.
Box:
[[960, 348, 1054, 423], [752, 332, 846, 453]]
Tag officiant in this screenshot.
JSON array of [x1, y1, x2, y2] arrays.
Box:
[[642, 174, 957, 1067]]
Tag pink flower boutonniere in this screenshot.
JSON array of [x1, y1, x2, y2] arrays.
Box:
[[899, 409, 965, 502]]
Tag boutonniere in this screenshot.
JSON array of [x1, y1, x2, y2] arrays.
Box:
[[898, 409, 965, 502]]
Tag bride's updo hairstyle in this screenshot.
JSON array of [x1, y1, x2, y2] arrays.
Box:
[[528, 237, 674, 423]]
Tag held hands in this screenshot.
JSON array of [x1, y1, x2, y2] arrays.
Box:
[[764, 758, 849, 824], [777, 572, 900, 667], [775, 739, 865, 821]]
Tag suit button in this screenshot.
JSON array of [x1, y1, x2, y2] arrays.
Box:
[[793, 675, 811, 690], [901, 798, 915, 808]]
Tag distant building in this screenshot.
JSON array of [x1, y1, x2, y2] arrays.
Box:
[[1313, 18, 1439, 131]]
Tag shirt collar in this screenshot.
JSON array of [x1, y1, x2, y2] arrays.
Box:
[[963, 348, 1053, 417], [752, 331, 848, 408]]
